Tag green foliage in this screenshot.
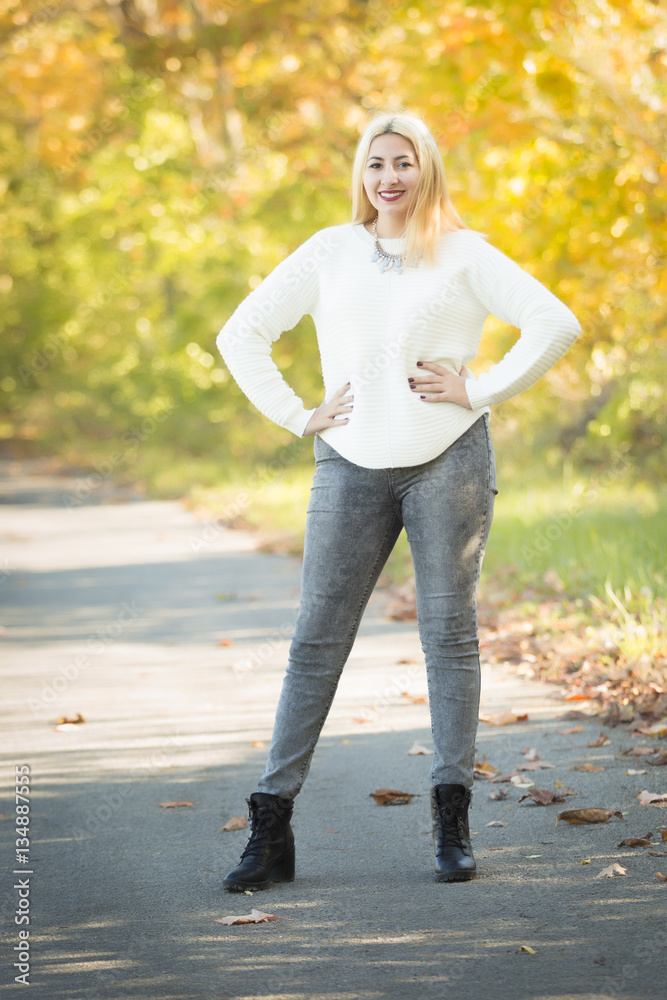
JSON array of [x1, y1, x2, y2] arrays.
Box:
[[0, 0, 664, 481]]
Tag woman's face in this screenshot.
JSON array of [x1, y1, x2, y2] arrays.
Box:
[[363, 133, 421, 225]]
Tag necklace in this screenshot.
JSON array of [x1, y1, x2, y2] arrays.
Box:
[[369, 217, 407, 274]]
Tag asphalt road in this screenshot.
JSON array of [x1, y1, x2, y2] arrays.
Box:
[[1, 459, 666, 1000]]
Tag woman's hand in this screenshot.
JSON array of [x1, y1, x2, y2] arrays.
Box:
[[408, 363, 473, 409], [302, 382, 354, 437]]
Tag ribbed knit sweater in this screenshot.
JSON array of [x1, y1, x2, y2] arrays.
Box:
[[216, 222, 580, 469]]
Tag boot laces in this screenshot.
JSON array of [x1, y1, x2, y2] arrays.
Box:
[[239, 805, 279, 861], [436, 799, 469, 850]]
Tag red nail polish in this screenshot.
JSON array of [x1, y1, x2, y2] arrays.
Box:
[[420, 394, 426, 399], [407, 378, 414, 383], [416, 361, 423, 367]]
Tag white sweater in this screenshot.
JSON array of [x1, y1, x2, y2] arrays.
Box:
[[216, 222, 580, 469]]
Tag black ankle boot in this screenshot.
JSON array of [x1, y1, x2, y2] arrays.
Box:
[[223, 792, 295, 892], [431, 783, 476, 882]]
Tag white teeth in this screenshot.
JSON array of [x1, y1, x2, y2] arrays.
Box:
[[380, 192, 403, 199]]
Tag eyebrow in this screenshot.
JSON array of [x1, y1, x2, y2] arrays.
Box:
[[367, 153, 415, 162]]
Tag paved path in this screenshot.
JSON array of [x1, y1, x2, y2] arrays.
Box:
[[0, 460, 665, 999]]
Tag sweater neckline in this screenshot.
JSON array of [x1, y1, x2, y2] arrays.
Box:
[[353, 222, 406, 251]]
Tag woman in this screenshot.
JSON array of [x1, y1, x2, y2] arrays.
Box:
[[216, 111, 580, 888]]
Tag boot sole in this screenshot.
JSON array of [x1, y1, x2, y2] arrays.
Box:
[[435, 869, 476, 882], [223, 848, 295, 892]]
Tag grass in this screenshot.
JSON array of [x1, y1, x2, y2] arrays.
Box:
[[188, 461, 666, 687]]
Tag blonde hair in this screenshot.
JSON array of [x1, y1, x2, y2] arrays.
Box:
[[351, 111, 468, 266]]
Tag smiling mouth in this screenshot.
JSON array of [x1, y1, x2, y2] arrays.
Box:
[[379, 191, 405, 201]]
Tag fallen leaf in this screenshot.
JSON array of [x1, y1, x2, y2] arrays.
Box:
[[406, 741, 433, 756], [352, 716, 373, 724], [518, 761, 556, 771], [159, 800, 195, 808], [554, 779, 565, 788], [488, 788, 509, 801], [216, 592, 237, 601], [401, 691, 427, 704], [251, 740, 266, 749], [523, 747, 539, 761], [649, 851, 667, 857], [517, 945, 537, 953], [621, 746, 658, 757], [474, 760, 501, 778], [55, 713, 85, 726], [656, 872, 667, 882], [557, 710, 589, 720], [221, 815, 247, 832], [626, 769, 649, 775], [397, 657, 418, 664], [510, 775, 535, 788], [556, 725, 584, 734], [648, 751, 667, 767], [518, 787, 574, 806], [479, 712, 529, 725], [569, 763, 606, 772], [637, 790, 667, 806], [214, 908, 283, 925], [490, 772, 519, 783], [663, 829, 667, 841], [326, 829, 339, 834], [635, 718, 667, 737], [596, 863, 628, 878], [217, 639, 234, 646], [557, 808, 623, 824], [588, 731, 611, 747], [581, 858, 592, 864], [369, 787, 415, 806], [485, 820, 508, 827], [565, 694, 591, 701], [617, 834, 653, 847]]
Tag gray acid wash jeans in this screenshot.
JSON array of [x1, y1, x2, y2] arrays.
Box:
[[257, 413, 497, 799]]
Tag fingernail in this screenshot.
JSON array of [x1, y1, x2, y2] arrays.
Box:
[[407, 378, 414, 383], [416, 361, 423, 367], [420, 395, 426, 399]]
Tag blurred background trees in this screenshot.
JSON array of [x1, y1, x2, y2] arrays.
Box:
[[1, 0, 665, 485]]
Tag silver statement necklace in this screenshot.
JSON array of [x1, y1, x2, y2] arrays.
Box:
[[369, 217, 407, 274]]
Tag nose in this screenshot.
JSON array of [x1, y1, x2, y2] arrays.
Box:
[[381, 165, 399, 186]]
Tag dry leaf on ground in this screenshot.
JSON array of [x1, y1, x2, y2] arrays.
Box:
[[570, 763, 606, 773], [618, 833, 653, 847], [621, 746, 658, 757], [401, 692, 427, 704], [251, 740, 266, 748], [474, 760, 501, 778], [557, 725, 584, 734], [596, 863, 628, 878], [488, 788, 509, 801], [523, 747, 540, 761], [55, 713, 85, 726], [485, 820, 508, 827], [588, 731, 611, 747], [648, 751, 667, 767], [221, 815, 247, 832], [352, 715, 373, 724], [626, 769, 649, 775], [557, 710, 591, 721], [557, 808, 623, 824], [406, 741, 433, 756], [370, 788, 415, 806], [518, 787, 574, 806], [637, 790, 667, 806], [217, 639, 234, 646], [517, 945, 537, 953], [159, 800, 195, 808], [656, 873, 667, 882], [479, 712, 529, 725], [214, 909, 283, 925], [634, 718, 667, 737], [510, 775, 535, 788]]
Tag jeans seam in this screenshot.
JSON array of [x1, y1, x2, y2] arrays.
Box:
[[294, 508, 403, 787]]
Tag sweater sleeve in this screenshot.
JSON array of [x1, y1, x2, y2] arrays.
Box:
[[462, 236, 581, 410], [216, 233, 326, 437]]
